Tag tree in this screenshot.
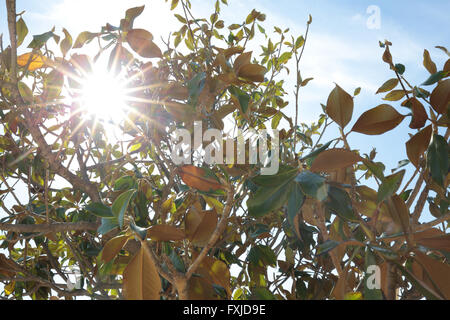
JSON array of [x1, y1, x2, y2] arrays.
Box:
[[0, 0, 449, 300]]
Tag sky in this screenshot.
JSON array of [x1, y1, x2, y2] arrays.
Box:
[[1, 0, 449, 213]]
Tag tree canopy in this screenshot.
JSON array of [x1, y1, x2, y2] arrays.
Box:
[[0, 0, 449, 300]]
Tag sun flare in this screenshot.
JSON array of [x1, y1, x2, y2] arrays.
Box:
[[79, 68, 129, 122]]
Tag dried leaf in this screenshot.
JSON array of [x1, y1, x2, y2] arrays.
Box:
[[414, 251, 450, 299], [185, 207, 218, 246], [423, 49, 437, 75]]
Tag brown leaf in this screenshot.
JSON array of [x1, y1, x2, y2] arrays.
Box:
[[351, 104, 405, 135], [310, 148, 362, 173], [123, 246, 161, 300], [191, 252, 231, 298], [17, 52, 47, 71], [237, 64, 266, 82], [185, 207, 218, 246], [382, 46, 393, 66], [416, 234, 450, 252], [70, 54, 93, 74], [403, 98, 428, 129], [430, 79, 450, 114], [101, 235, 130, 263], [178, 165, 224, 192], [406, 125, 433, 167], [147, 225, 185, 242], [414, 251, 450, 299], [326, 84, 354, 128], [127, 29, 162, 58], [386, 195, 410, 233], [233, 52, 252, 75], [0, 254, 20, 277], [423, 49, 437, 75]]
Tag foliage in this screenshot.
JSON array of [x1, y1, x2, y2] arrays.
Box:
[[0, 0, 449, 300]]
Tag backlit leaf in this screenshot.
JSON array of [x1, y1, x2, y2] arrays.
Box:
[[123, 247, 161, 300], [326, 84, 354, 128], [311, 149, 362, 173], [178, 165, 224, 192], [127, 29, 162, 58], [376, 78, 398, 94], [430, 79, 450, 114], [112, 189, 136, 228], [101, 235, 129, 263], [351, 104, 405, 135], [147, 225, 185, 242], [406, 125, 432, 167]]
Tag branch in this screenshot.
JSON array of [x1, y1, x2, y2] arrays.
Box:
[[0, 222, 98, 233]]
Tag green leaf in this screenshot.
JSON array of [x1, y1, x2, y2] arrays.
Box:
[[251, 287, 276, 300], [112, 189, 136, 228], [426, 134, 449, 187], [395, 64, 405, 75], [16, 17, 28, 47], [252, 166, 298, 187], [114, 175, 135, 191], [287, 182, 305, 227], [125, 5, 145, 29], [28, 31, 55, 49], [300, 141, 333, 162], [73, 31, 97, 49], [98, 218, 119, 235], [229, 86, 250, 114], [295, 171, 328, 201], [377, 170, 405, 203], [316, 240, 339, 256], [247, 179, 293, 217], [364, 248, 383, 300], [129, 220, 147, 240], [326, 186, 358, 222], [422, 71, 447, 86], [85, 203, 114, 218], [247, 245, 277, 267]]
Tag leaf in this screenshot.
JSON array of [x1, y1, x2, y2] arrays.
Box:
[[406, 125, 433, 167], [430, 79, 450, 114], [233, 52, 252, 75], [287, 182, 305, 228], [98, 218, 119, 235], [396, 262, 442, 300], [111, 189, 136, 228], [416, 234, 450, 252], [422, 71, 446, 86], [229, 86, 250, 114], [101, 235, 129, 263], [364, 248, 383, 300], [404, 97, 428, 129], [247, 245, 277, 267], [295, 171, 328, 201], [300, 141, 333, 161], [178, 165, 224, 192], [125, 5, 145, 28], [252, 166, 298, 187], [387, 195, 410, 233], [414, 251, 450, 299], [28, 31, 57, 49], [326, 186, 358, 222], [395, 64, 405, 75], [238, 64, 266, 82], [123, 247, 161, 300], [310, 149, 362, 173], [423, 49, 437, 75], [85, 202, 114, 218], [185, 208, 218, 246], [18, 81, 33, 103], [126, 29, 162, 58], [73, 31, 97, 48], [60, 28, 72, 57], [426, 134, 449, 187], [130, 221, 148, 240], [16, 17, 28, 47], [351, 104, 405, 135], [377, 170, 405, 203], [376, 78, 398, 94], [326, 84, 354, 128], [17, 52, 47, 71], [247, 179, 293, 217], [44, 69, 64, 100], [316, 240, 339, 256], [383, 90, 406, 101], [147, 225, 185, 242]]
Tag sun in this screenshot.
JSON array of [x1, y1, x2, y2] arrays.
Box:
[[79, 67, 129, 123]]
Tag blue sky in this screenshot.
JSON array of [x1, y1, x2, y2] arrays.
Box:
[[1, 0, 449, 221]]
